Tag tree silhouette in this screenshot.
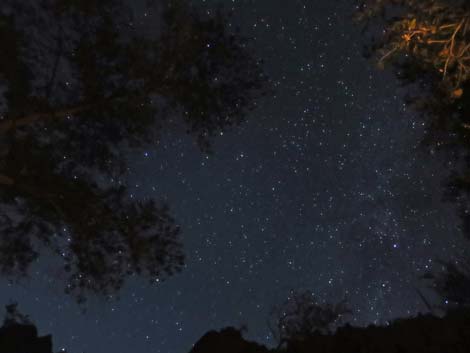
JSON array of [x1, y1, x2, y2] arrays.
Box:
[[423, 258, 470, 308], [357, 0, 470, 308], [3, 302, 31, 327], [267, 290, 351, 348], [0, 0, 267, 301], [356, 1, 470, 238]]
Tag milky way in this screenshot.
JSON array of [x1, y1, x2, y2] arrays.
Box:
[[0, 1, 467, 353]]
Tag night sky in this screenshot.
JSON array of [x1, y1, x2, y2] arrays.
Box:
[[1, 1, 469, 353]]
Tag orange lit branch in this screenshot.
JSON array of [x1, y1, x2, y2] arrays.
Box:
[[379, 15, 470, 98]]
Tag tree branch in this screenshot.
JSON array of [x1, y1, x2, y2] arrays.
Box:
[[0, 174, 14, 186], [45, 28, 63, 101], [0, 103, 96, 134], [0, 90, 153, 135]]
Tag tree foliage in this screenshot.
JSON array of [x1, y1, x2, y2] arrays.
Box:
[[357, 0, 470, 306], [357, 0, 470, 98], [0, 0, 267, 301], [267, 290, 351, 347], [423, 259, 470, 308], [357, 1, 470, 237], [2, 302, 31, 327]]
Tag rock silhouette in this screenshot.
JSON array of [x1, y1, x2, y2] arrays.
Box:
[[0, 323, 52, 353], [286, 309, 470, 353], [190, 309, 470, 353], [190, 327, 269, 353]]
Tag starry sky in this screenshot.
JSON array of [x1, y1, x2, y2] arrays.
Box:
[[1, 1, 469, 353]]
